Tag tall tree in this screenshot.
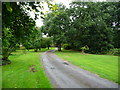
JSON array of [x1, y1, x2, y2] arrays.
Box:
[[66, 2, 115, 53], [2, 2, 35, 62], [41, 37, 52, 49], [23, 27, 42, 52], [43, 4, 70, 51], [42, 2, 118, 54], [2, 1, 59, 65]]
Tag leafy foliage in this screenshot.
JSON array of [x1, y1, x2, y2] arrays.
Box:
[[80, 45, 89, 53], [41, 37, 52, 49], [63, 44, 72, 50], [2, 2, 38, 62], [2, 1, 59, 63], [43, 4, 70, 51], [43, 2, 119, 54]]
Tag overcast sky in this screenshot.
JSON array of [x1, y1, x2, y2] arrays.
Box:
[[30, 0, 106, 27], [29, 0, 72, 27]]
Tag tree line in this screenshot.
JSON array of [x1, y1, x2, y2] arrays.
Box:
[[41, 2, 120, 54]]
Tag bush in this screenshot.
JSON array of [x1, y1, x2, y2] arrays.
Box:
[[20, 45, 26, 54], [107, 48, 120, 56], [63, 44, 72, 50], [80, 45, 89, 53]]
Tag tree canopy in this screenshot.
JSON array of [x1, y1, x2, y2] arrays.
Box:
[[2, 1, 58, 65], [42, 2, 119, 53]]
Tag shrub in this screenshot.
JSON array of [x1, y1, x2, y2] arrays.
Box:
[[63, 44, 72, 50], [107, 48, 120, 56], [20, 45, 26, 54], [80, 45, 89, 53]]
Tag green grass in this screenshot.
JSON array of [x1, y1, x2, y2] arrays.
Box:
[[2, 49, 53, 88], [0, 72, 1, 89], [40, 47, 56, 52], [55, 50, 118, 84]]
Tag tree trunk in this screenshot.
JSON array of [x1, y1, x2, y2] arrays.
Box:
[[48, 46, 49, 50], [2, 57, 9, 61], [2, 47, 13, 60], [2, 48, 13, 65], [82, 50, 84, 54], [34, 49, 38, 52], [2, 43, 16, 65], [58, 44, 62, 51], [39, 48, 41, 51]]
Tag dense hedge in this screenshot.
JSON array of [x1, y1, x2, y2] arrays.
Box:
[[63, 44, 72, 50], [107, 48, 120, 56]]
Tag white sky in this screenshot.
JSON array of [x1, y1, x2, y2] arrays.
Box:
[[29, 0, 106, 27], [29, 0, 72, 27]]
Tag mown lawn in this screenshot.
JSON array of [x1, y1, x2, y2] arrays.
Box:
[[55, 50, 118, 84], [0, 72, 1, 89], [2, 49, 53, 88]]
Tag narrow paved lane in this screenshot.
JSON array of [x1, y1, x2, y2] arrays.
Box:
[[41, 50, 118, 88]]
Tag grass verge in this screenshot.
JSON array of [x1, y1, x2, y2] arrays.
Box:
[[55, 50, 118, 84], [2, 49, 53, 88]]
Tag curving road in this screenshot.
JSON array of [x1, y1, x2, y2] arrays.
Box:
[[41, 50, 118, 88]]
